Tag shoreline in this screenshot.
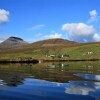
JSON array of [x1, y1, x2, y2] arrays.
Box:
[[0, 59, 99, 64], [0, 59, 39, 64], [41, 59, 99, 62]]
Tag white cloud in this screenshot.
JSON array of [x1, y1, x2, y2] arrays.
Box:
[[90, 10, 97, 17], [0, 9, 10, 24], [28, 24, 45, 31], [62, 23, 100, 42], [88, 10, 99, 23], [93, 33, 100, 42], [44, 33, 62, 39]]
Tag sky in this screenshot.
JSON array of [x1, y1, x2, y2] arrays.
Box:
[[0, 0, 100, 43]]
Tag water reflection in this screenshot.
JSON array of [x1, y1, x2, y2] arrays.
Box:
[[0, 62, 100, 100], [7, 75, 23, 86], [65, 81, 100, 100], [0, 63, 85, 84], [65, 81, 98, 95], [0, 78, 95, 100], [75, 74, 100, 81], [0, 62, 100, 85]]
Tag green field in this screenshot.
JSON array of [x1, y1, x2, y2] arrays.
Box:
[[0, 42, 100, 61]]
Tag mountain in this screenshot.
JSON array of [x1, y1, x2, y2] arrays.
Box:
[[0, 37, 28, 50], [30, 38, 80, 47], [1, 37, 100, 60], [0, 38, 80, 55]]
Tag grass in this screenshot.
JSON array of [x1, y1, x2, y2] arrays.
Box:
[[64, 43, 100, 59], [0, 42, 100, 61]]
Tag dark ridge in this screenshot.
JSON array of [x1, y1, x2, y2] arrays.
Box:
[[0, 59, 39, 64], [9, 37, 23, 41]]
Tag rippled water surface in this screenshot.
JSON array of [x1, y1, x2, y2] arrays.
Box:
[[0, 61, 100, 100]]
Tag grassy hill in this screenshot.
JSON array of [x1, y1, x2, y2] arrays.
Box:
[[62, 43, 100, 60], [30, 38, 79, 47], [0, 38, 100, 61]]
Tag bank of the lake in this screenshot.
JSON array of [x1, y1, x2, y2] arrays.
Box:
[[0, 58, 100, 64]]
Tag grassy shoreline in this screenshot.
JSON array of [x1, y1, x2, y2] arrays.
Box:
[[0, 58, 99, 64], [1, 42, 100, 62]]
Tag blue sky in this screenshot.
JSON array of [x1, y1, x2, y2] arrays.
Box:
[[0, 0, 100, 42]]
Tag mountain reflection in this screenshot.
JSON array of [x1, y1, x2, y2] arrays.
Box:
[[0, 61, 100, 87], [7, 75, 23, 86], [0, 62, 100, 100], [0, 71, 24, 86]]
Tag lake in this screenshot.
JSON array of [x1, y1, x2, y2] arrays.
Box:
[[0, 61, 100, 100]]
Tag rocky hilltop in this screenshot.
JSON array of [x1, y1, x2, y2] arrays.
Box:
[[0, 37, 28, 50]]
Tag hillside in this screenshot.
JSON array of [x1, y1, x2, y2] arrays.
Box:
[[0, 37, 100, 61], [62, 43, 100, 60], [30, 38, 78, 47], [0, 37, 29, 50], [0, 38, 80, 60], [0, 38, 80, 53]]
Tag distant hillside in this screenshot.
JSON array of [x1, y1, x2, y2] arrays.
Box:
[[0, 38, 80, 55], [0, 37, 100, 60], [0, 37, 28, 50], [30, 38, 80, 47]]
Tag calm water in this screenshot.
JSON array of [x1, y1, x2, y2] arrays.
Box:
[[0, 62, 100, 100]]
